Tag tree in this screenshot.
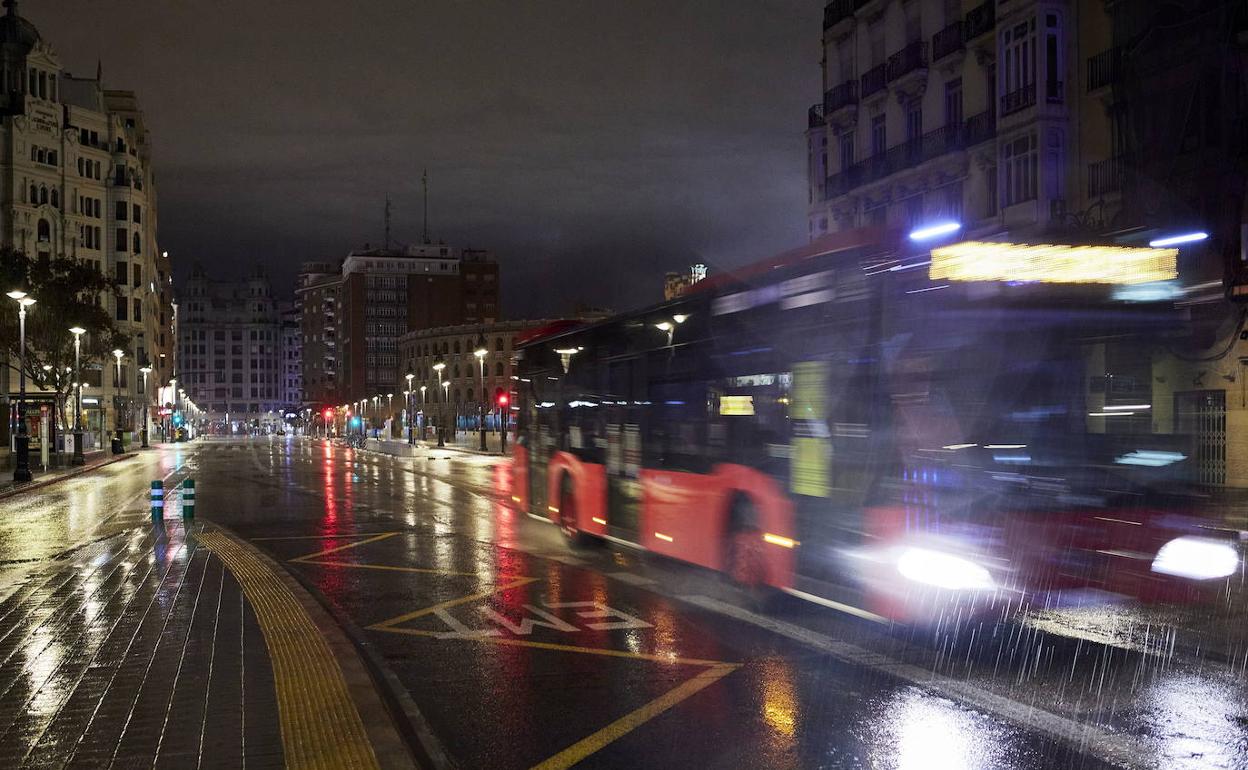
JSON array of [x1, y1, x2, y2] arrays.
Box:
[[0, 247, 129, 429]]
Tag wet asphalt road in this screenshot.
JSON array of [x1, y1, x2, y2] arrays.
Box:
[[5, 437, 1248, 769]]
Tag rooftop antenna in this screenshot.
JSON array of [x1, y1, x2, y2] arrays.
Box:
[[384, 194, 392, 251], [422, 169, 429, 245]]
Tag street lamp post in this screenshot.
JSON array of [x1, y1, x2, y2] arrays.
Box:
[[474, 335, 488, 452], [111, 349, 124, 454], [419, 384, 427, 441], [69, 326, 85, 465], [7, 291, 35, 482], [139, 366, 151, 448], [405, 373, 415, 444], [433, 362, 446, 447]]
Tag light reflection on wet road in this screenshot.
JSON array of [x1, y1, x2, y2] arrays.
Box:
[[3, 437, 1245, 769]]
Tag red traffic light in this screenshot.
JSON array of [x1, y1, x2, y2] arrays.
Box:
[[497, 393, 509, 407], [323, 409, 333, 419]]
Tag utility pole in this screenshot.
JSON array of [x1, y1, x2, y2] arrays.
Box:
[[422, 169, 429, 244], [384, 194, 392, 251]]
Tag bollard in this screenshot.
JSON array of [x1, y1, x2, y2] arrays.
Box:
[[150, 480, 164, 519], [182, 478, 195, 518]]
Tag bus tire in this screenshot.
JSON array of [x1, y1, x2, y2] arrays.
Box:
[[722, 494, 774, 608], [559, 473, 594, 548]]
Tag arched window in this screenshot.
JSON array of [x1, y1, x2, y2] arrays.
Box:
[[495, 337, 504, 351], [453, 340, 460, 354], [28, 184, 36, 203], [37, 219, 50, 242], [453, 389, 461, 404], [77, 157, 84, 175], [467, 388, 474, 402], [495, 362, 504, 377], [48, 150, 56, 165], [50, 189, 58, 208], [39, 186, 47, 204], [133, 232, 141, 254], [453, 365, 460, 379]]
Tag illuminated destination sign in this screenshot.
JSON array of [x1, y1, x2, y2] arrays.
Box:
[[719, 395, 755, 416], [929, 241, 1178, 285]]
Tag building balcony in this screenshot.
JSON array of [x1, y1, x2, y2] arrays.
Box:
[[963, 108, 996, 146], [824, 118, 987, 201], [1001, 83, 1036, 116], [823, 79, 858, 116], [1087, 47, 1123, 93], [932, 21, 964, 63], [860, 63, 887, 100], [886, 41, 927, 83], [808, 103, 825, 129], [964, 1, 994, 42], [822, 0, 868, 32], [1088, 156, 1125, 198]]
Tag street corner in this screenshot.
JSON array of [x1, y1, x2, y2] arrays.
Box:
[[195, 526, 418, 770]]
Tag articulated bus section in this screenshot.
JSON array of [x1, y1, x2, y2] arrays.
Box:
[[509, 229, 1239, 622]]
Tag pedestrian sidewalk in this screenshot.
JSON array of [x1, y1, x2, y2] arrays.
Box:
[[0, 450, 135, 499], [0, 519, 415, 769]]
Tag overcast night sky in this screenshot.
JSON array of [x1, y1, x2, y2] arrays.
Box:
[[36, 0, 818, 317]]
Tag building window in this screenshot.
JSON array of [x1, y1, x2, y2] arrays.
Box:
[[115, 228, 127, 251], [49, 189, 58, 209], [37, 219, 50, 242], [838, 130, 854, 171], [116, 201, 127, 221], [133, 204, 141, 224], [116, 261, 128, 284], [870, 114, 886, 157], [905, 100, 922, 142], [945, 78, 963, 128], [133, 232, 141, 254], [116, 298, 128, 321], [1002, 134, 1037, 207], [1002, 20, 1035, 98], [133, 298, 142, 322], [495, 361, 504, 377]]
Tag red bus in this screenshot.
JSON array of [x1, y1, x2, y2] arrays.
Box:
[[511, 228, 1240, 622]]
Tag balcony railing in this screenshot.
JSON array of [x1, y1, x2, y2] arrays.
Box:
[[808, 103, 825, 128], [861, 63, 887, 99], [1001, 83, 1036, 116], [964, 1, 994, 41], [963, 108, 996, 146], [824, 116, 992, 200], [823, 0, 868, 30], [887, 41, 928, 82], [1087, 47, 1123, 92], [1088, 156, 1125, 197], [932, 21, 964, 62], [824, 79, 858, 114]]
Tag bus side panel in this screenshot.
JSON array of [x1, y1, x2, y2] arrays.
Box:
[[546, 451, 608, 535], [715, 463, 798, 590], [639, 469, 731, 570], [512, 444, 530, 512]]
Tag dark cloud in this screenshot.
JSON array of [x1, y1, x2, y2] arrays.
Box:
[[36, 0, 817, 315]]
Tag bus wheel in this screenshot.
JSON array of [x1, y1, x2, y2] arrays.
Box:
[[723, 496, 770, 605], [559, 475, 593, 548]]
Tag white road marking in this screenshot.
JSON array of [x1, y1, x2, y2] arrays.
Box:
[[679, 594, 1154, 770]]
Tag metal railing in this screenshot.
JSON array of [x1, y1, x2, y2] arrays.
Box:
[[808, 103, 825, 128], [823, 0, 869, 30], [887, 40, 928, 82], [1088, 156, 1125, 197], [964, 1, 994, 41], [932, 21, 964, 62], [824, 79, 858, 114], [861, 63, 887, 99], [1001, 83, 1036, 116], [1087, 47, 1123, 92], [963, 109, 996, 146]]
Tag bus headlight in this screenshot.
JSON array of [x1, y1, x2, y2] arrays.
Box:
[[897, 547, 995, 591], [1150, 536, 1239, 580]]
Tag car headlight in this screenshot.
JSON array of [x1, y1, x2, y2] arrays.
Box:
[[1151, 536, 1239, 580], [897, 547, 995, 591]]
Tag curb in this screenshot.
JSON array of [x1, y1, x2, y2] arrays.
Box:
[[203, 522, 431, 770], [0, 452, 138, 501]]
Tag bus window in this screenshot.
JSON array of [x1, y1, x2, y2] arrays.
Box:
[[706, 371, 791, 470], [644, 380, 709, 473]]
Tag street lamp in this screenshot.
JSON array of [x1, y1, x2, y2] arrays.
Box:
[[139, 365, 152, 448], [419, 384, 427, 441], [110, 349, 124, 455], [432, 361, 446, 447], [169, 377, 177, 441], [474, 334, 488, 451], [7, 291, 35, 482], [405, 373, 415, 444], [69, 326, 85, 465]]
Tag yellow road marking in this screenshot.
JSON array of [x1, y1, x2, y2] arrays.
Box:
[[291, 531, 400, 561], [250, 533, 399, 541], [198, 531, 379, 770], [368, 577, 539, 629], [300, 560, 480, 576], [370, 627, 729, 667], [530, 663, 740, 770]]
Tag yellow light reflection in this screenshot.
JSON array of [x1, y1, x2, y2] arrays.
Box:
[[930, 241, 1177, 285], [758, 658, 798, 742]]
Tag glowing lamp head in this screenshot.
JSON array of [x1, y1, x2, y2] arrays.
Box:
[[69, 326, 85, 336], [6, 289, 26, 300], [655, 322, 673, 332], [112, 348, 123, 359], [908, 221, 962, 242]]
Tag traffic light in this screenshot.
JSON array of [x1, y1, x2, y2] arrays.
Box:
[[323, 408, 333, 420], [495, 387, 508, 408]]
